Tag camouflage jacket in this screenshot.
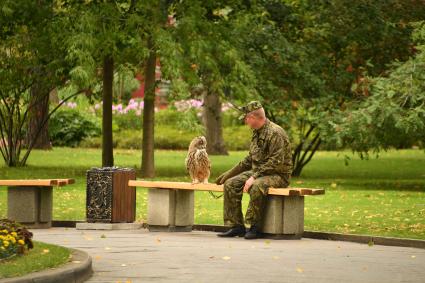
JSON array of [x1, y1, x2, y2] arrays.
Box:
[[237, 119, 293, 178]]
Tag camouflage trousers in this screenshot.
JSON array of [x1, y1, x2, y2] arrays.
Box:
[[223, 170, 290, 227]]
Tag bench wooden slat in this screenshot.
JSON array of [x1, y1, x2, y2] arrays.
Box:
[[0, 179, 75, 187], [128, 180, 324, 196]]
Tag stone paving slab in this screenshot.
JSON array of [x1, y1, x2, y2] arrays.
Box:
[[32, 228, 425, 283]]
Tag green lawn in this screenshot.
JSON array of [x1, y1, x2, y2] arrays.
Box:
[[0, 148, 424, 240], [0, 241, 71, 278]]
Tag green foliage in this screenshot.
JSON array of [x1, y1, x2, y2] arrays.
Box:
[[331, 21, 425, 154], [225, 0, 425, 173], [0, 0, 77, 166], [49, 109, 101, 147]]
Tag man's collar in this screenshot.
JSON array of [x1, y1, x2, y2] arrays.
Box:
[[253, 119, 270, 136]]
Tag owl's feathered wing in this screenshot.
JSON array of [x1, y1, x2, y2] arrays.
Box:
[[185, 148, 210, 183], [194, 149, 211, 183]]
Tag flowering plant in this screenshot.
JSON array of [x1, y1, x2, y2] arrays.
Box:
[[0, 219, 33, 260]]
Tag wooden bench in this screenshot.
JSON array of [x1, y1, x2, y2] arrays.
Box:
[[129, 180, 324, 239], [0, 179, 75, 228]]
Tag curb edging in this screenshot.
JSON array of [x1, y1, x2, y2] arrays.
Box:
[[0, 248, 92, 283], [193, 224, 425, 249], [302, 230, 425, 249]]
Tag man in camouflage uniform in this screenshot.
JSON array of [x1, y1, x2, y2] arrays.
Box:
[[216, 101, 292, 239]]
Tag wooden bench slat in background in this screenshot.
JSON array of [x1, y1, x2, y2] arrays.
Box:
[[0, 179, 75, 187], [0, 178, 75, 228], [129, 179, 325, 238]]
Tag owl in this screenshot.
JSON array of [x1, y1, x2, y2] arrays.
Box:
[[185, 136, 211, 184]]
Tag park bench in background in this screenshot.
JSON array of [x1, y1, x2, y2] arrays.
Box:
[[0, 179, 74, 228], [129, 180, 325, 239]]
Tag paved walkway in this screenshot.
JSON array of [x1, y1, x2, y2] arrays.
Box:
[[33, 228, 424, 283]]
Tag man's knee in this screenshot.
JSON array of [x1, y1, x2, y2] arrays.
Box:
[[224, 174, 242, 188], [249, 182, 267, 197]]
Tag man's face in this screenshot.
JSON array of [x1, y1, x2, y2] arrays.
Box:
[[244, 114, 259, 129]]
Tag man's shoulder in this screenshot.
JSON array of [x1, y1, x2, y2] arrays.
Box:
[[267, 121, 289, 139]]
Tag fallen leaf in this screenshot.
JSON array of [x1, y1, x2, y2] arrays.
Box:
[[272, 256, 280, 260], [296, 267, 303, 273], [222, 256, 231, 261], [42, 249, 50, 254], [72, 260, 81, 264], [121, 264, 127, 267], [411, 255, 416, 258]]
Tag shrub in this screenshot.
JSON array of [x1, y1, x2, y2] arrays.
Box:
[[223, 126, 251, 150], [0, 219, 33, 260], [49, 109, 101, 147], [80, 125, 250, 150], [114, 111, 142, 131], [156, 108, 203, 132]]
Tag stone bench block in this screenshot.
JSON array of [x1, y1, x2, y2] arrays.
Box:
[[7, 186, 53, 229], [147, 188, 194, 232], [261, 195, 304, 239]]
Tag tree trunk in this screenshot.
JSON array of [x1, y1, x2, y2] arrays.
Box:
[[102, 55, 114, 167], [26, 84, 51, 150], [203, 91, 228, 155], [141, 38, 156, 178]]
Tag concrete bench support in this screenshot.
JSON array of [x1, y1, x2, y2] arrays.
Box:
[[261, 195, 304, 239], [7, 186, 53, 229], [148, 188, 194, 232]]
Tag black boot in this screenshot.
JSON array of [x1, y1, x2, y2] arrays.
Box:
[[217, 225, 246, 237], [244, 224, 262, 239]]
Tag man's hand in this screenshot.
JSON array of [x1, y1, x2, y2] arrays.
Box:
[[215, 172, 228, 185], [243, 176, 255, 193]]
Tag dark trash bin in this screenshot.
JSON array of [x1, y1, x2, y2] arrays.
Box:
[[86, 167, 136, 223]]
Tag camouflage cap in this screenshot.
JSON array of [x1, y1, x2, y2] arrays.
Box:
[[238, 101, 263, 120]]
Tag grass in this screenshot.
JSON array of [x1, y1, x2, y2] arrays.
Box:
[[0, 147, 424, 239], [0, 241, 71, 278]]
